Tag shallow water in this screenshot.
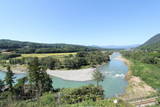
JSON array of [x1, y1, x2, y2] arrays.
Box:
[[0, 52, 128, 98]]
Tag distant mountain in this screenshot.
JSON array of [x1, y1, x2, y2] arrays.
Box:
[[0, 39, 102, 53], [138, 33, 160, 51], [99, 44, 139, 49]]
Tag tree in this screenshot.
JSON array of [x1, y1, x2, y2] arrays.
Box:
[[77, 57, 88, 66], [0, 79, 4, 92], [28, 57, 41, 97], [40, 57, 60, 70], [28, 57, 53, 98], [64, 58, 80, 69], [5, 66, 15, 93], [92, 69, 105, 86], [37, 67, 53, 97], [14, 76, 28, 98]]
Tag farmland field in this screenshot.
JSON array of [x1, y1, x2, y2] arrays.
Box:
[[20, 52, 77, 58]]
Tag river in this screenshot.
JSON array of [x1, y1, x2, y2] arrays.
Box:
[[0, 52, 128, 98]]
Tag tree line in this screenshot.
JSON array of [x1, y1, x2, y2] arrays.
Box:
[[121, 50, 160, 66], [0, 53, 21, 60], [8, 51, 111, 69]]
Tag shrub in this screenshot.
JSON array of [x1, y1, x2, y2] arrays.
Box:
[[59, 84, 104, 104], [38, 92, 56, 106]]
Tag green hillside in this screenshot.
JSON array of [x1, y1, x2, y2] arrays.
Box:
[[0, 39, 102, 53], [139, 33, 160, 51]]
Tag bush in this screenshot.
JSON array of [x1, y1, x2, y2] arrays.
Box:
[[38, 92, 56, 106], [59, 84, 104, 104]]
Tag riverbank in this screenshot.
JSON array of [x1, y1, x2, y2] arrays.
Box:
[[115, 55, 131, 66], [47, 68, 95, 81], [0, 64, 96, 81], [0, 64, 27, 74], [118, 55, 156, 100]]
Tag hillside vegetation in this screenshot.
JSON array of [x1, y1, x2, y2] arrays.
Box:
[[139, 33, 160, 51], [122, 51, 160, 90]]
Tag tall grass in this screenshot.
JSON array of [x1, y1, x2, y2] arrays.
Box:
[[0, 98, 133, 107]]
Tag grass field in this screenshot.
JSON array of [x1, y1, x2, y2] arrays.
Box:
[[19, 53, 77, 58], [130, 59, 160, 90]]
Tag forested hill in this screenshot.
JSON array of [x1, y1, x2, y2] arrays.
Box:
[[138, 33, 160, 51], [0, 39, 103, 53]]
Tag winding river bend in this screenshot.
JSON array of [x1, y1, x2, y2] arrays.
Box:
[[0, 52, 128, 98]]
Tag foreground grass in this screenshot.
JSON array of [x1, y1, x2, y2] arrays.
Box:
[[0, 88, 133, 107], [67, 98, 133, 107], [0, 98, 133, 107]]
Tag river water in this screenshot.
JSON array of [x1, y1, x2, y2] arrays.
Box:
[[0, 52, 128, 98]]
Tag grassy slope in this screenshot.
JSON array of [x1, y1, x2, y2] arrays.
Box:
[[129, 59, 160, 90], [120, 56, 156, 100]]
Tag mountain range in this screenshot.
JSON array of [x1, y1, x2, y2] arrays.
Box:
[[0, 33, 160, 53], [0, 39, 102, 53], [100, 44, 139, 49]]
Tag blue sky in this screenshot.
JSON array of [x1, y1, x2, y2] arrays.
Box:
[[0, 0, 160, 46]]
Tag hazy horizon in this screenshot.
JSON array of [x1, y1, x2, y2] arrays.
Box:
[[0, 38, 141, 48], [0, 0, 160, 46]]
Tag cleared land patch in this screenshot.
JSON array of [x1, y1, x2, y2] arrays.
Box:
[[21, 53, 76, 57]]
